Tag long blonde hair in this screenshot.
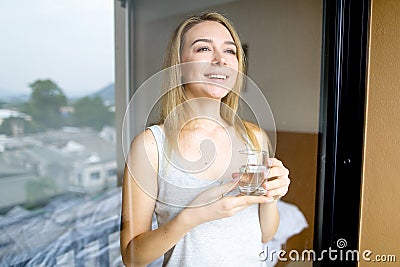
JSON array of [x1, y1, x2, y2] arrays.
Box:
[[160, 12, 261, 152]]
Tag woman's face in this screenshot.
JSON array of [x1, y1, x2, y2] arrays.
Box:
[[180, 21, 239, 100]]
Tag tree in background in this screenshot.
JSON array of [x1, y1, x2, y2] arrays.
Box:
[[25, 79, 67, 129], [73, 96, 113, 131], [25, 176, 57, 209]]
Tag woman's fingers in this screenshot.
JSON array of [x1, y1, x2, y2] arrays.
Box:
[[266, 164, 289, 179], [190, 179, 239, 206], [264, 158, 290, 199], [226, 195, 273, 209], [231, 157, 290, 200], [267, 158, 284, 167], [264, 175, 290, 190], [264, 175, 290, 196], [265, 185, 289, 198]]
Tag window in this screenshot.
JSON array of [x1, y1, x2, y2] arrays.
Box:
[[0, 1, 121, 266], [90, 171, 101, 180], [108, 168, 117, 177], [0, 1, 116, 208]]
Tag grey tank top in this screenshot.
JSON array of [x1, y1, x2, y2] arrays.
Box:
[[148, 125, 266, 267]]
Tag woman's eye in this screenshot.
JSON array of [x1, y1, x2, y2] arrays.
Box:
[[196, 46, 211, 52], [225, 49, 236, 55]]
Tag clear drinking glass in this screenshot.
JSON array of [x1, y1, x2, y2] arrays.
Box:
[[238, 149, 270, 196]]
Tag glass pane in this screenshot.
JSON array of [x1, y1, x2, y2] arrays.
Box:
[[127, 0, 322, 266], [0, 1, 119, 266]]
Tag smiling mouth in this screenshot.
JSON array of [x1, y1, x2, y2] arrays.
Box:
[[204, 74, 229, 80]]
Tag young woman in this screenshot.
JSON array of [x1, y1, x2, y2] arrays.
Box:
[[120, 12, 290, 267]]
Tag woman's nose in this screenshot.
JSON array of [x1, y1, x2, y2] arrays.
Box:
[[212, 50, 227, 65]]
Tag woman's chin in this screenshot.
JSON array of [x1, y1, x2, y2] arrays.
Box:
[[207, 86, 231, 99]]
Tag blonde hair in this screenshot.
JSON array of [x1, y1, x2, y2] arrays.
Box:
[[160, 12, 261, 152]]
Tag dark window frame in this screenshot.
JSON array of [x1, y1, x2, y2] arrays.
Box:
[[314, 0, 370, 266]]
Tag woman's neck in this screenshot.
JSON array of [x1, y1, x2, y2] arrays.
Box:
[[185, 97, 228, 130]]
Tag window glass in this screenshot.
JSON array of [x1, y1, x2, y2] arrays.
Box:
[[128, 1, 322, 266], [0, 1, 120, 266]]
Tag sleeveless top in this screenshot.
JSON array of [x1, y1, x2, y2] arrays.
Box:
[[148, 125, 267, 267]]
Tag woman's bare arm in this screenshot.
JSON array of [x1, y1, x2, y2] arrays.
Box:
[[120, 129, 274, 266], [255, 129, 290, 243], [120, 130, 195, 266]]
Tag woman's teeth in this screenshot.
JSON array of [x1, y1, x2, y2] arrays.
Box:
[[206, 74, 227, 80]]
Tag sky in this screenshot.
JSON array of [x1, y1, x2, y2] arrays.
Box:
[[0, 0, 115, 98]]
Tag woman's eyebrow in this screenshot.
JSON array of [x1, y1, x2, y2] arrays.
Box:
[[224, 41, 236, 46], [191, 38, 236, 47]]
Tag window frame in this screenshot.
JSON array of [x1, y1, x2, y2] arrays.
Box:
[[114, 1, 371, 266], [313, 0, 370, 266]]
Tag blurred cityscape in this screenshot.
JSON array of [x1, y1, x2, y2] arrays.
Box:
[[0, 80, 116, 213]]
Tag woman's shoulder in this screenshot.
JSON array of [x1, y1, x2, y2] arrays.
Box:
[[126, 127, 161, 172], [146, 123, 164, 133], [134, 124, 164, 139], [130, 125, 163, 156]]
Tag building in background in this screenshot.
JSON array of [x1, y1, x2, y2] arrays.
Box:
[[0, 127, 117, 211], [0, 109, 32, 137]]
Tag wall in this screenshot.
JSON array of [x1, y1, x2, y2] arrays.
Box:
[[274, 131, 318, 266], [359, 0, 400, 265], [134, 0, 322, 134]]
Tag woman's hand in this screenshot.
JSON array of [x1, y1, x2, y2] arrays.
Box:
[[181, 180, 272, 228], [262, 158, 290, 201], [231, 158, 290, 201]]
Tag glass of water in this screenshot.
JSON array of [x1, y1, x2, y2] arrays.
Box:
[[238, 149, 270, 196]]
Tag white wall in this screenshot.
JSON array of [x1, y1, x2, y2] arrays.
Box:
[[132, 0, 322, 134]]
